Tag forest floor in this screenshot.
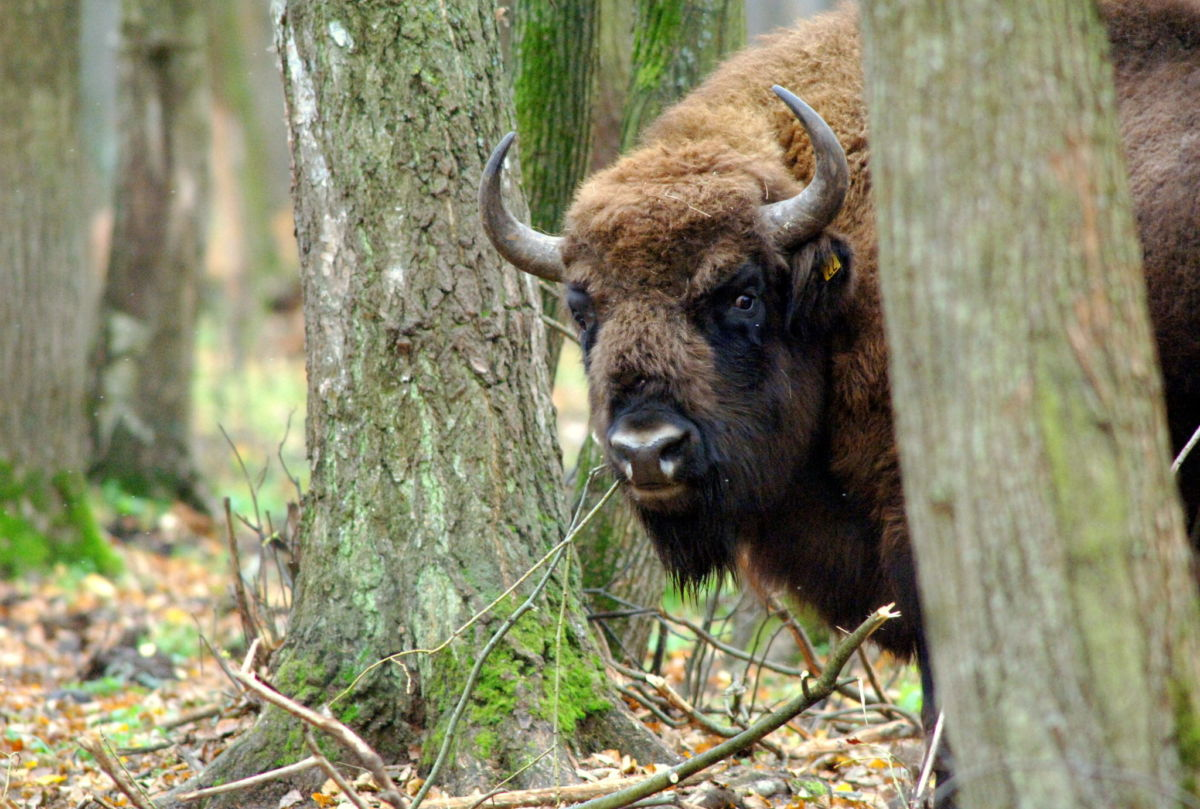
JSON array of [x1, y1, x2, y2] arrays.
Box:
[[1, 505, 926, 809]]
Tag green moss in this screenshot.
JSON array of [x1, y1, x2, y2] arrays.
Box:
[[421, 601, 612, 772], [1172, 675, 1200, 796], [0, 462, 122, 578]]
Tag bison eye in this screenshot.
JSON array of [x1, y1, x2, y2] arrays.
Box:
[[732, 292, 758, 312], [566, 285, 596, 332]]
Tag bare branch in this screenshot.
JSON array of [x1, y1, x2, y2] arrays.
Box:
[[569, 604, 898, 809], [79, 736, 159, 809], [175, 756, 321, 802], [227, 669, 406, 808], [1172, 422, 1200, 475], [305, 729, 371, 809]]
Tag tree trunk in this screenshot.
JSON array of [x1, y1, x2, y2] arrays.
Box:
[[89, 0, 210, 506], [0, 0, 119, 577], [207, 0, 291, 366], [180, 3, 668, 805], [621, 0, 746, 150], [861, 1, 1200, 807], [513, 0, 599, 370]]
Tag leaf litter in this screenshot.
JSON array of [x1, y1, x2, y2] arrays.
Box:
[[0, 508, 925, 809]]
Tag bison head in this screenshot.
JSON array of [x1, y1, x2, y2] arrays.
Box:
[[480, 87, 852, 589]]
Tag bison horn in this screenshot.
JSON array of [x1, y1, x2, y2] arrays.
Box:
[[760, 86, 850, 250], [479, 132, 566, 283]]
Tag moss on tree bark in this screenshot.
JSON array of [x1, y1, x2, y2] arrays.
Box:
[[175, 3, 669, 805]]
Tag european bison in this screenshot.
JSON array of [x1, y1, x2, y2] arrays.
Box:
[[481, 0, 1199, 761]]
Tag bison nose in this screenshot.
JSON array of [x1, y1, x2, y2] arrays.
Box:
[[608, 420, 693, 488]]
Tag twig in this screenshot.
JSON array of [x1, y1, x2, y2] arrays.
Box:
[[198, 634, 251, 701], [219, 423, 263, 530], [419, 778, 672, 809], [277, 408, 304, 501], [1173, 423, 1200, 475], [569, 604, 898, 809], [79, 736, 158, 809], [787, 719, 916, 759], [541, 313, 579, 345], [228, 670, 405, 808], [175, 756, 321, 801], [765, 595, 823, 675], [856, 646, 888, 706], [911, 709, 945, 809], [224, 497, 263, 662], [306, 729, 371, 809], [160, 704, 222, 731], [617, 684, 689, 727], [639, 673, 742, 738]]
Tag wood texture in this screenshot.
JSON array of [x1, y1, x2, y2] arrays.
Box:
[[185, 2, 666, 804], [861, 1, 1200, 806], [90, 0, 210, 503]]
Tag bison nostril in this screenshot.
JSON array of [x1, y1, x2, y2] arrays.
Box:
[[609, 421, 691, 487]]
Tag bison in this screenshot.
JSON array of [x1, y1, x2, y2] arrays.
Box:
[[480, 0, 1200, 779]]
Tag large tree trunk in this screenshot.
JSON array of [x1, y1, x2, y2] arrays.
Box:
[[89, 0, 210, 506], [861, 1, 1200, 806], [181, 3, 667, 805], [0, 0, 119, 577]]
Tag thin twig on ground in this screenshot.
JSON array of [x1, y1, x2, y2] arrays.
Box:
[[305, 729, 371, 809], [79, 736, 158, 809], [569, 604, 898, 809], [418, 778, 673, 809], [228, 670, 405, 808], [174, 756, 321, 802]]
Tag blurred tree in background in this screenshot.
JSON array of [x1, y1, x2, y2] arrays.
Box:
[[89, 0, 211, 507], [0, 0, 121, 576]]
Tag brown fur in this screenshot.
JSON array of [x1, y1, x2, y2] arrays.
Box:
[[558, 0, 1200, 660]]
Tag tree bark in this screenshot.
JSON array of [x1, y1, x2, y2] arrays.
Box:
[[861, 1, 1200, 807], [513, 0, 599, 370], [89, 0, 210, 506], [179, 3, 668, 805], [621, 0, 746, 151], [0, 0, 119, 576]]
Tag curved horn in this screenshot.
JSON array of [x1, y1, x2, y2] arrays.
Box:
[[760, 86, 850, 250], [479, 132, 566, 283]]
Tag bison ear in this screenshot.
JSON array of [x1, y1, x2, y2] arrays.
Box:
[[784, 235, 853, 339]]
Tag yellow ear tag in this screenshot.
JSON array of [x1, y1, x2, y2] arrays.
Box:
[[822, 254, 842, 282]]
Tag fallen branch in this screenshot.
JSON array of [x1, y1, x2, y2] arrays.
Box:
[[175, 756, 321, 802], [227, 669, 405, 808], [569, 604, 898, 809], [787, 718, 916, 759], [306, 729, 371, 809], [420, 778, 677, 809], [79, 736, 158, 809]]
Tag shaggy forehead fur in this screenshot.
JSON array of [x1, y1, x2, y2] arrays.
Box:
[[563, 139, 800, 297]]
